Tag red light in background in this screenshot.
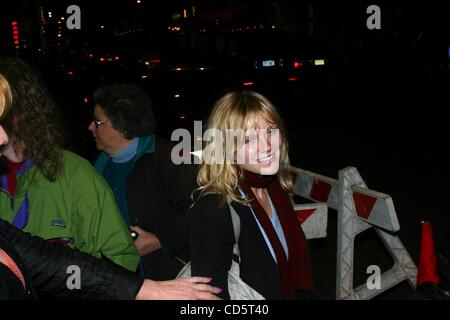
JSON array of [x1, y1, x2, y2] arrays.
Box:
[[99, 57, 105, 62], [288, 77, 297, 81], [114, 56, 120, 61], [67, 71, 74, 76], [293, 61, 303, 69], [243, 82, 254, 86], [12, 21, 20, 48], [149, 59, 160, 63], [83, 97, 89, 104]]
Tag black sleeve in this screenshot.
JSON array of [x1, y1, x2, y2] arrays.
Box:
[[153, 141, 199, 255], [189, 194, 234, 300], [0, 219, 144, 300]]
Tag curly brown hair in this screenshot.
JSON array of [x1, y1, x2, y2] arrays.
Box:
[[0, 57, 64, 182]]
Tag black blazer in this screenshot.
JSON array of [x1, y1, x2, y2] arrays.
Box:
[[127, 137, 198, 280], [189, 193, 283, 300]]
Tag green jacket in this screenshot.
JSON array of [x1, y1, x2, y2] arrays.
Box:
[[0, 150, 139, 271]]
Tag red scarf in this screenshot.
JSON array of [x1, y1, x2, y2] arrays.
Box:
[[239, 170, 313, 299], [5, 158, 22, 195]]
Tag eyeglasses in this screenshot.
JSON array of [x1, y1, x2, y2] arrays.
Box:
[[93, 119, 110, 128]]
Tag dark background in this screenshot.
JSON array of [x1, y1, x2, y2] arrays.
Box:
[[1, 0, 449, 299]]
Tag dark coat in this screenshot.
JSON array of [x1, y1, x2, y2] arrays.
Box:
[[189, 193, 284, 300], [190, 193, 314, 300], [0, 224, 34, 299], [0, 219, 143, 300], [127, 137, 198, 280]]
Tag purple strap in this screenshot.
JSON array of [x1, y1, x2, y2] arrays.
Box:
[[11, 192, 30, 229], [17, 159, 35, 177], [0, 159, 36, 230]]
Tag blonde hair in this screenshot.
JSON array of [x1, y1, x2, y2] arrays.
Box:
[[0, 73, 12, 119], [196, 91, 293, 205]]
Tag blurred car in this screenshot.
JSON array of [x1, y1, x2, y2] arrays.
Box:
[[222, 29, 335, 90], [224, 29, 299, 88]]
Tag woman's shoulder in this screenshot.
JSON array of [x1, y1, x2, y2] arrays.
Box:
[[60, 150, 110, 188], [190, 193, 231, 221], [190, 193, 235, 240], [60, 150, 93, 172]]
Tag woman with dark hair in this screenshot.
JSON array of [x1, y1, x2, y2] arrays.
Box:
[[0, 71, 221, 300], [89, 84, 196, 280], [189, 91, 313, 299], [0, 57, 139, 272], [90, 84, 156, 228]]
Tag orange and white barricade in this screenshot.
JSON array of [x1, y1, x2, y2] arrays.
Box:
[[290, 166, 417, 300]]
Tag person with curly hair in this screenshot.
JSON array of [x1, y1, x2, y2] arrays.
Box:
[[0, 71, 221, 300], [0, 57, 139, 274], [89, 84, 196, 280]]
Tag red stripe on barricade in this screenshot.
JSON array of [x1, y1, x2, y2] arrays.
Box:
[[352, 192, 377, 219], [310, 179, 331, 202], [295, 208, 316, 224]]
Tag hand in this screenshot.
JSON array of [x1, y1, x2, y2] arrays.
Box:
[[135, 277, 222, 300], [130, 226, 161, 256]]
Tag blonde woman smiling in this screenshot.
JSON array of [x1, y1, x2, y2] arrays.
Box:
[[190, 91, 313, 300]]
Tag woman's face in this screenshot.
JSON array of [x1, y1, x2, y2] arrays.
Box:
[[235, 117, 281, 176], [0, 113, 23, 162], [0, 124, 8, 146], [88, 104, 126, 155]]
